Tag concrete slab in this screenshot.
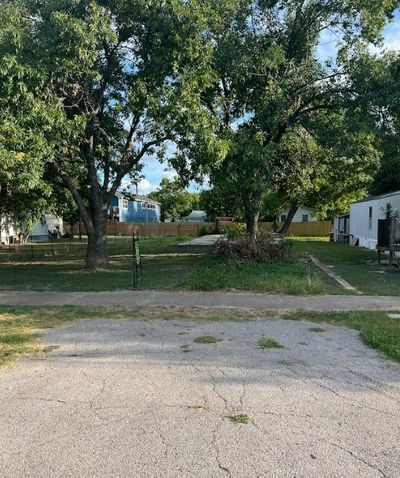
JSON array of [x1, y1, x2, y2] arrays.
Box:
[[176, 234, 223, 247], [0, 318, 399, 477], [168, 234, 223, 252]]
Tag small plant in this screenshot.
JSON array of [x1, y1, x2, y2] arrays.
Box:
[[224, 223, 247, 240], [180, 344, 191, 352], [257, 336, 284, 349], [308, 327, 326, 333], [229, 414, 252, 424], [193, 335, 222, 344]]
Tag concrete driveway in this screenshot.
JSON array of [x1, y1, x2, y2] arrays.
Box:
[[0, 318, 399, 477]]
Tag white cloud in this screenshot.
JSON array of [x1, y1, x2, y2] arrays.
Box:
[[137, 178, 158, 195], [383, 21, 400, 51]]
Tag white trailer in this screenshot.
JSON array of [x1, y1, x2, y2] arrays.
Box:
[[350, 190, 400, 250], [278, 206, 319, 223], [31, 215, 64, 242], [0, 216, 17, 245]]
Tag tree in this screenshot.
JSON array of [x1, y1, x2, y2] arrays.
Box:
[[348, 52, 400, 194], [199, 187, 242, 220], [207, 130, 276, 236], [174, 0, 399, 237], [149, 177, 199, 221], [0, 0, 218, 267], [269, 118, 380, 234], [0, 4, 53, 231]]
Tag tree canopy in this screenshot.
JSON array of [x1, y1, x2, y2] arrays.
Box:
[[1, 0, 399, 250], [171, 0, 399, 235], [0, 0, 219, 265], [148, 177, 199, 221], [348, 51, 400, 195]]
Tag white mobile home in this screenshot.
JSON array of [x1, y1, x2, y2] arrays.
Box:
[[0, 216, 17, 245], [278, 206, 318, 223], [333, 213, 350, 242], [31, 215, 64, 242], [349, 190, 400, 250]]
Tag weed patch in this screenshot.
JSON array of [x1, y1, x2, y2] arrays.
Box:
[[193, 335, 222, 344], [229, 414, 252, 424], [257, 336, 283, 349]]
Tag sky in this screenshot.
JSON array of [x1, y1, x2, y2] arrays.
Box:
[[137, 11, 400, 196]]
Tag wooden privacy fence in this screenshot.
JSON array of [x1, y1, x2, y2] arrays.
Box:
[[261, 221, 332, 237], [221, 221, 332, 237], [72, 220, 331, 237], [72, 222, 217, 237]]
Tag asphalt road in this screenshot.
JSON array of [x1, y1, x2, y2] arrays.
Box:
[[1, 317, 399, 477]]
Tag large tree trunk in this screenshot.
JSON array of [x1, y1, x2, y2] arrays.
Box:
[[243, 192, 262, 239], [245, 211, 260, 239], [85, 209, 108, 269], [279, 202, 300, 236], [64, 174, 110, 269]]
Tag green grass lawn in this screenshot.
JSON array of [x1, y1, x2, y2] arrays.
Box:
[[180, 258, 327, 295], [0, 236, 206, 291], [1, 236, 399, 295], [0, 255, 207, 291], [0, 235, 326, 294], [292, 240, 400, 296], [0, 236, 185, 261]]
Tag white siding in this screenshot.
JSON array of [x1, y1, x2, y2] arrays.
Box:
[[0, 217, 17, 244], [279, 206, 318, 223], [333, 215, 350, 241], [350, 191, 400, 249], [333, 217, 339, 240], [31, 215, 64, 241]]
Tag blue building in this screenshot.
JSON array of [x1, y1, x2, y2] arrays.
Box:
[[109, 193, 161, 223]]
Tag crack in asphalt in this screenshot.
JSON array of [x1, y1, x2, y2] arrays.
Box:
[[310, 379, 398, 417], [2, 318, 399, 477], [3, 396, 68, 405], [327, 441, 390, 478], [220, 369, 247, 409], [211, 420, 232, 478], [210, 372, 230, 413]]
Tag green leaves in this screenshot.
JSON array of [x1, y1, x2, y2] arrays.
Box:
[[0, 0, 219, 250], [148, 177, 198, 221], [0, 0, 398, 244]]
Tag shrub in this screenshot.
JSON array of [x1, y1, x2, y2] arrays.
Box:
[[214, 231, 292, 262], [224, 223, 247, 240]]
